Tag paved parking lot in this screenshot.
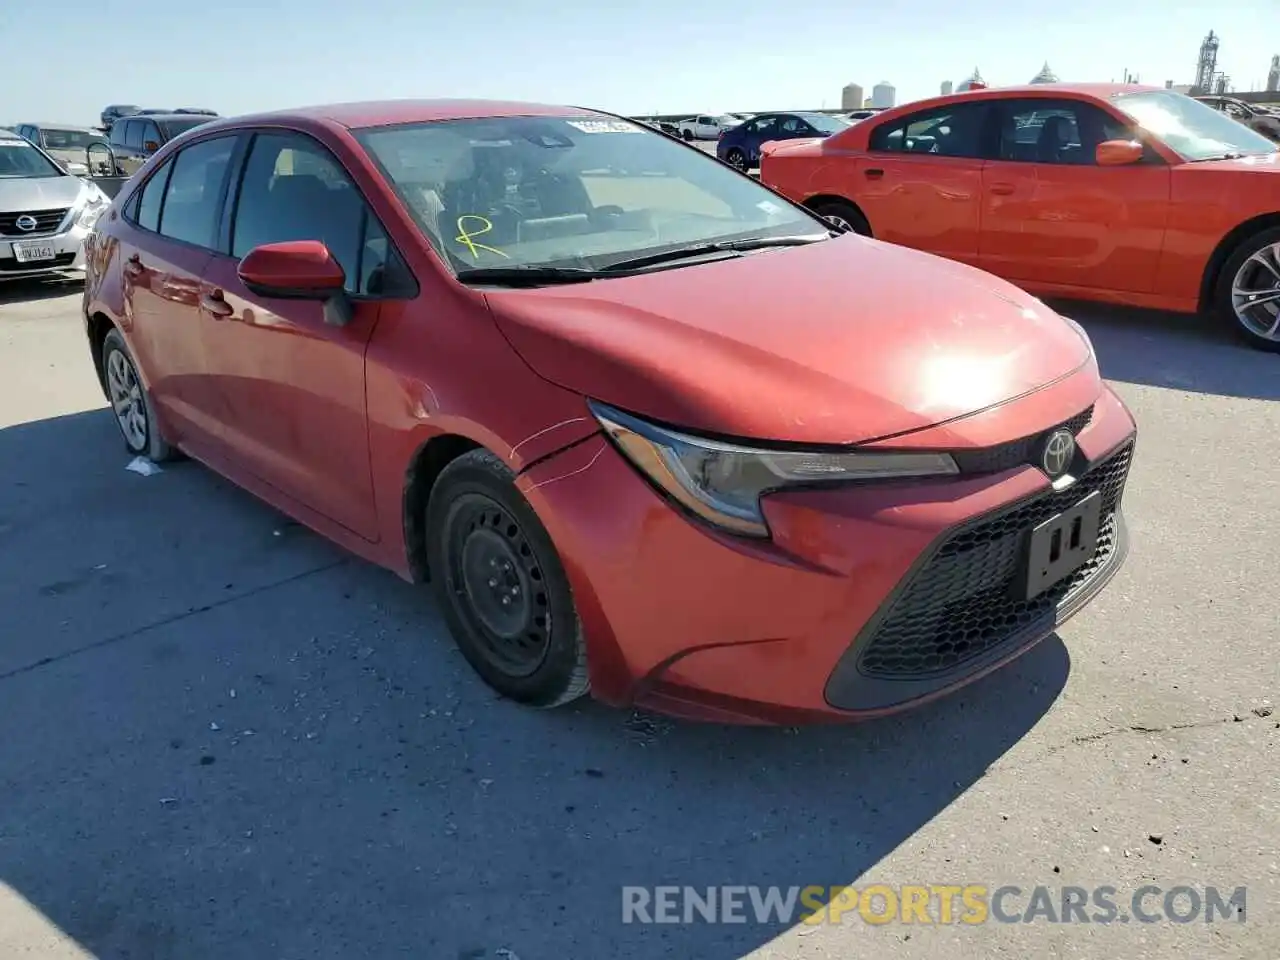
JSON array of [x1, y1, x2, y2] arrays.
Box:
[[0, 277, 1277, 960]]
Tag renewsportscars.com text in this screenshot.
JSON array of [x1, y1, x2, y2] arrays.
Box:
[[621, 884, 1247, 925]]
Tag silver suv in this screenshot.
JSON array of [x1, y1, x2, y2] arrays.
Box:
[[0, 128, 111, 282]]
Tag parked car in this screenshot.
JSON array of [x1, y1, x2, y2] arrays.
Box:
[[716, 111, 850, 170], [82, 99, 1136, 724], [846, 108, 884, 122], [100, 104, 140, 131], [760, 82, 1280, 352], [174, 108, 220, 117], [1193, 95, 1280, 142], [105, 112, 218, 176], [11, 123, 107, 174], [0, 128, 111, 281], [674, 114, 739, 140]]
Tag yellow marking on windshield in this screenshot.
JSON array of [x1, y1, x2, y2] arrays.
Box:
[[455, 215, 509, 259]]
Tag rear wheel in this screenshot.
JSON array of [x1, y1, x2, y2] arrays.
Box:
[[809, 199, 871, 237], [426, 449, 589, 708], [1215, 226, 1280, 353], [101, 328, 177, 461]]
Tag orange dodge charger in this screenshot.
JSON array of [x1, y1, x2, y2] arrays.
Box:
[[759, 83, 1280, 352]]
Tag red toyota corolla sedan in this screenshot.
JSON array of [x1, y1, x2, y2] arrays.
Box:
[[82, 100, 1137, 725]]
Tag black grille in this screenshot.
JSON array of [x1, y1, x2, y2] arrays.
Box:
[[952, 405, 1093, 475], [856, 441, 1132, 679], [0, 208, 70, 237], [0, 252, 76, 272]]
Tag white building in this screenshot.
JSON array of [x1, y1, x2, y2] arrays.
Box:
[[940, 80, 954, 96], [870, 82, 896, 109], [841, 83, 865, 110]]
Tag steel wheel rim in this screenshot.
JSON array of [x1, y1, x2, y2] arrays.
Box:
[[445, 493, 551, 677], [727, 149, 746, 170], [1231, 242, 1280, 341], [824, 214, 854, 233], [106, 348, 148, 450]]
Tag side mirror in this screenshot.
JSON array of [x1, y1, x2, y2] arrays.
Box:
[[237, 240, 352, 325], [1095, 139, 1144, 166], [143, 140, 160, 153]]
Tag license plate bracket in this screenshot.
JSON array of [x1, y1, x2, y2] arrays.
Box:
[[12, 240, 57, 264], [1018, 490, 1103, 601]]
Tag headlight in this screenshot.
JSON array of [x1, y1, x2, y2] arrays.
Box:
[[75, 185, 109, 229], [590, 401, 959, 538]]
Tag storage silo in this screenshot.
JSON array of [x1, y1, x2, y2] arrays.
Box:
[[841, 83, 864, 110], [940, 80, 954, 96], [870, 82, 896, 109]]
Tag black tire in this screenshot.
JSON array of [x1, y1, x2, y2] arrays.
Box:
[[425, 449, 589, 708], [1214, 225, 1280, 353], [682, 130, 694, 141], [809, 198, 872, 237], [725, 148, 747, 170], [100, 328, 178, 461]]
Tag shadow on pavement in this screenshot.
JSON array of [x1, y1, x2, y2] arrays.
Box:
[[1050, 299, 1280, 401], [0, 276, 84, 306], [0, 409, 1070, 960]]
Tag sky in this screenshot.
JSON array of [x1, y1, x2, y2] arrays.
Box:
[[4, 0, 1277, 125]]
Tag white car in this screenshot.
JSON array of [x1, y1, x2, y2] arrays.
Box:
[[674, 114, 740, 141], [0, 129, 111, 282]]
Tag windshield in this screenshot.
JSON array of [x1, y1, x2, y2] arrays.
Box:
[[355, 114, 823, 273], [798, 113, 852, 134], [1112, 90, 1277, 161], [40, 128, 104, 150], [0, 136, 63, 178]]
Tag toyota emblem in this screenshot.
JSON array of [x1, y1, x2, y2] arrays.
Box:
[[1041, 429, 1076, 478], [14, 215, 38, 232]]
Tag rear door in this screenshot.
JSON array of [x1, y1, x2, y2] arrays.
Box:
[[196, 129, 414, 539], [855, 101, 991, 265], [977, 97, 1171, 293], [115, 134, 240, 447]]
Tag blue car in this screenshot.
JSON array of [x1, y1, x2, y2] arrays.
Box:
[[714, 111, 852, 171]]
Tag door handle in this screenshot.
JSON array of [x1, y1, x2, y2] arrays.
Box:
[[123, 254, 143, 278], [989, 182, 1015, 196], [200, 292, 234, 319], [864, 168, 884, 179]]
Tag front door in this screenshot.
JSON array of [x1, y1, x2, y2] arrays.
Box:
[[196, 129, 391, 540], [115, 134, 239, 446], [977, 98, 1172, 294], [856, 100, 992, 266]]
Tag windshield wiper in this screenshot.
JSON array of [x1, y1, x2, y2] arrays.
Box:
[[454, 266, 602, 287], [600, 233, 833, 273], [1189, 152, 1247, 162]]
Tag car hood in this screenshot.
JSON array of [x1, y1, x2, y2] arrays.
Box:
[[485, 236, 1093, 445], [0, 174, 84, 213]]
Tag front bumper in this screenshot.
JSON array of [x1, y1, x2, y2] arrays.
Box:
[[517, 385, 1138, 725], [0, 222, 90, 281]]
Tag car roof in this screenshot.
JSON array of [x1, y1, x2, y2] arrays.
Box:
[[186, 99, 604, 133], [15, 122, 99, 131], [127, 113, 211, 123]]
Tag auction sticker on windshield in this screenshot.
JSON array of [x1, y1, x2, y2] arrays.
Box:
[[566, 120, 641, 134]]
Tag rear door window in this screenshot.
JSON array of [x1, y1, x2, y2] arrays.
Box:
[[156, 136, 237, 249]]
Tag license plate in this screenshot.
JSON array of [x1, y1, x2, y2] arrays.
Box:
[[12, 240, 57, 264], [1018, 490, 1103, 601]]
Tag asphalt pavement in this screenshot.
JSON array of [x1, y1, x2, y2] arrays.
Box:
[[0, 276, 1277, 960]]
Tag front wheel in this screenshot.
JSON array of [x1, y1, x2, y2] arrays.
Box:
[[426, 449, 590, 708], [682, 130, 694, 141], [1215, 226, 1280, 353], [725, 148, 747, 170], [808, 199, 871, 237]]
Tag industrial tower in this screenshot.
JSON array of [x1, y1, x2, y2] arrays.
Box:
[[1194, 30, 1219, 95], [1268, 55, 1279, 93]]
